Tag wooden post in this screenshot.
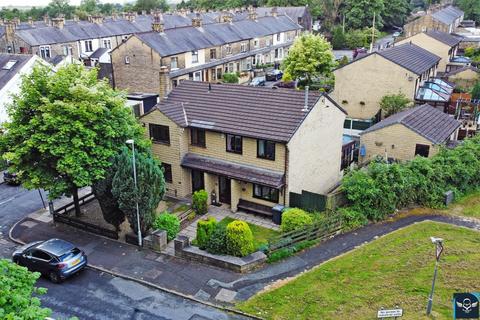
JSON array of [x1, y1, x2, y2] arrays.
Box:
[[72, 187, 81, 217]]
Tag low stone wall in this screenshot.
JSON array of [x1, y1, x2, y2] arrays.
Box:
[[174, 236, 266, 273]]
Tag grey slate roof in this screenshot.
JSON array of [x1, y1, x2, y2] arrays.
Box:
[[143, 80, 344, 142], [90, 47, 109, 59], [425, 30, 462, 47], [361, 104, 461, 144], [444, 65, 480, 77], [13, 11, 300, 47], [181, 153, 285, 187], [135, 15, 299, 57], [0, 53, 32, 91], [378, 43, 441, 75], [432, 6, 464, 25]]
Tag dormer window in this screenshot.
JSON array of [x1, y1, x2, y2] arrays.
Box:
[[192, 51, 199, 63]]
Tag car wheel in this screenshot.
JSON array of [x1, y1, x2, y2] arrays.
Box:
[[12, 258, 19, 265], [48, 271, 62, 284]]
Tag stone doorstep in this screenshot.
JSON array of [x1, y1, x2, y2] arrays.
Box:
[[215, 288, 238, 303]]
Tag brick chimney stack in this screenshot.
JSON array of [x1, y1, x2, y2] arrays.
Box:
[[5, 20, 15, 43], [43, 14, 49, 26], [91, 14, 104, 24], [152, 12, 164, 33], [192, 12, 202, 27], [28, 16, 34, 26], [248, 6, 257, 21], [51, 16, 65, 29], [271, 7, 278, 17], [159, 66, 171, 100]]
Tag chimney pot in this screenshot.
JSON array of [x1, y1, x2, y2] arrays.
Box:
[[192, 13, 202, 27], [271, 7, 278, 17], [51, 16, 65, 29]]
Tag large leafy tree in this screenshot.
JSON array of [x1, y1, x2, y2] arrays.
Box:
[[1, 64, 145, 216], [456, 0, 480, 23], [112, 147, 165, 236], [46, 0, 75, 19], [472, 81, 480, 100], [382, 0, 411, 28], [282, 33, 336, 86], [135, 0, 169, 12], [0, 259, 51, 319], [342, 0, 384, 30]]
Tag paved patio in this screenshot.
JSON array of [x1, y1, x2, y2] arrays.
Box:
[[163, 204, 279, 255]]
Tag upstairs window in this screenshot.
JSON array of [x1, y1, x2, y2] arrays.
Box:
[[149, 124, 170, 144], [225, 44, 232, 55], [191, 50, 199, 63], [191, 128, 206, 147], [39, 45, 51, 59], [102, 39, 111, 49], [257, 140, 275, 160], [84, 40, 93, 52], [210, 49, 217, 60], [276, 33, 281, 41], [240, 42, 247, 53], [170, 57, 178, 69], [226, 134, 242, 154]]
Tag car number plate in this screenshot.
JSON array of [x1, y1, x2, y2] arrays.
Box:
[[71, 259, 80, 266]]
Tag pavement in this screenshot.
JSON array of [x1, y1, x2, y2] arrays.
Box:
[[10, 197, 480, 309], [0, 185, 250, 320]]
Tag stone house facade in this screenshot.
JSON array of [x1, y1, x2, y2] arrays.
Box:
[[397, 30, 462, 73], [332, 43, 441, 136], [139, 81, 346, 212], [111, 13, 300, 97], [403, 5, 464, 38]]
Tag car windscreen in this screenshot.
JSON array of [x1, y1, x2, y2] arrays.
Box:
[[59, 248, 81, 262]]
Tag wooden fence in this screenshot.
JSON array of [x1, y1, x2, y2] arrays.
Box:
[[289, 190, 327, 212], [267, 214, 343, 254], [53, 192, 119, 240]]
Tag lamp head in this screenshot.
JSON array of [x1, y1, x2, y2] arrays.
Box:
[[430, 237, 443, 244], [126, 139, 134, 144]]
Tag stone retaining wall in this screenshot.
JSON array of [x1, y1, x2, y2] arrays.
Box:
[[174, 235, 266, 273]]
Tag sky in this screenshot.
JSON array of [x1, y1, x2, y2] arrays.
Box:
[[0, 0, 133, 7]]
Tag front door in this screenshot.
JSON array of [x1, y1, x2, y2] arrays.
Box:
[[218, 176, 231, 204], [191, 170, 205, 193]]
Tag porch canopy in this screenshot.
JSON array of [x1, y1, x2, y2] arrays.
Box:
[[181, 153, 285, 188]]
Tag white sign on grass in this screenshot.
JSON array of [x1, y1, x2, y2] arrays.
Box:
[[377, 308, 403, 318]]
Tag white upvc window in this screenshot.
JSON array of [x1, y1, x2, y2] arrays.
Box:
[[225, 44, 232, 55], [191, 50, 199, 63], [39, 45, 51, 59], [240, 42, 247, 53], [84, 40, 93, 52], [102, 38, 111, 49], [170, 57, 178, 69], [253, 38, 259, 48]]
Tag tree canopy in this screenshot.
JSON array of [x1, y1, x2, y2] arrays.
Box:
[[342, 0, 385, 30], [1, 64, 146, 214], [281, 33, 336, 87], [0, 259, 51, 320], [134, 0, 169, 12], [379, 93, 412, 117], [455, 0, 480, 23], [112, 147, 166, 235]]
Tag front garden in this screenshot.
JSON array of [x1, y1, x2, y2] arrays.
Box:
[[237, 221, 480, 319]]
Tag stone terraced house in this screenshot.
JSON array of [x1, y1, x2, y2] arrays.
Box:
[[111, 11, 300, 98], [403, 5, 464, 38], [139, 81, 347, 214]]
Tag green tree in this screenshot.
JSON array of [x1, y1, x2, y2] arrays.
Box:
[[343, 0, 384, 30], [112, 147, 165, 236], [382, 0, 411, 28], [79, 0, 100, 13], [46, 0, 74, 18], [282, 33, 336, 86], [455, 0, 480, 23], [379, 93, 412, 117], [135, 0, 169, 12], [331, 25, 347, 49], [1, 64, 145, 216], [472, 81, 480, 100], [0, 259, 51, 319]]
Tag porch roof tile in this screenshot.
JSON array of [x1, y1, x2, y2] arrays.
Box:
[[181, 153, 284, 188]]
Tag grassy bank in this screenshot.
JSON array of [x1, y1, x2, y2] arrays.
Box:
[[237, 221, 480, 319]]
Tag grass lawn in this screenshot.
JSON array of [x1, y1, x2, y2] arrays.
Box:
[[237, 221, 480, 320], [218, 217, 280, 250], [443, 190, 480, 219]]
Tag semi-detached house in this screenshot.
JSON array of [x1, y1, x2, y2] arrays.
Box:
[[139, 81, 347, 214], [111, 11, 300, 98]]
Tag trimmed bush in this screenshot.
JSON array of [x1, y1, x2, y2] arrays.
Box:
[[223, 72, 239, 83], [281, 208, 313, 233], [225, 220, 254, 257], [192, 189, 208, 215], [153, 212, 180, 241], [205, 224, 228, 255], [196, 217, 217, 250]]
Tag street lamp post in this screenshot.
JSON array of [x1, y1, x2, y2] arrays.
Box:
[[126, 139, 142, 247], [426, 237, 444, 316]]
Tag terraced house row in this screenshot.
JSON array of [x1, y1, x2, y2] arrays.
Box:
[[111, 9, 300, 98]]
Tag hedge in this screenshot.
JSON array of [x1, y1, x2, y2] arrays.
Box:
[[196, 217, 217, 250], [153, 212, 180, 241], [225, 220, 254, 257], [281, 208, 313, 232], [343, 136, 480, 221], [192, 189, 208, 215]]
